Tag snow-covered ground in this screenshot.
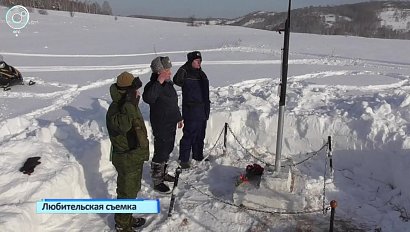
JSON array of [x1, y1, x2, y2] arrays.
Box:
[[1, 7, 410, 232]]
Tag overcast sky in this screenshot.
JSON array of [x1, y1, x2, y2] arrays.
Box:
[[96, 0, 380, 18]]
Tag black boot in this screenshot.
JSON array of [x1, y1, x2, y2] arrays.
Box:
[[131, 217, 146, 228], [154, 183, 171, 193], [163, 163, 175, 182], [180, 161, 191, 169], [115, 224, 133, 232], [151, 162, 171, 194]]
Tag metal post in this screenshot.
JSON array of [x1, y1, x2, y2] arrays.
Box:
[[168, 167, 182, 218], [223, 123, 228, 155], [275, 107, 285, 172], [328, 136, 333, 178], [109, 144, 113, 162], [329, 200, 337, 232], [275, 0, 292, 174]]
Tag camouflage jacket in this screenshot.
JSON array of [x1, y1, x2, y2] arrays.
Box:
[[106, 84, 149, 161]]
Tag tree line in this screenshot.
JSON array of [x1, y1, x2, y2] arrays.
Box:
[[0, 0, 113, 15], [224, 1, 410, 40]]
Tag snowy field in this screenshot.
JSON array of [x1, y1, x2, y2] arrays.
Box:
[[1, 8, 410, 232]]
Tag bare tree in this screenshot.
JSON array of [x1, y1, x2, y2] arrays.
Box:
[[101, 1, 112, 15], [0, 0, 108, 15], [188, 15, 196, 26]]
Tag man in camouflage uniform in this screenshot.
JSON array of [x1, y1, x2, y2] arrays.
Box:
[[106, 72, 149, 232]]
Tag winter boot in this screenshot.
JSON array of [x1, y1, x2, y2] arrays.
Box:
[[131, 217, 146, 228], [193, 156, 210, 162], [163, 163, 175, 182], [151, 162, 171, 194], [180, 161, 191, 169], [115, 224, 133, 232], [154, 183, 171, 193]]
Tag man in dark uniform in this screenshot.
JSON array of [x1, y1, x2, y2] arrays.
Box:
[[143, 56, 183, 193], [106, 72, 149, 231], [173, 51, 210, 169]]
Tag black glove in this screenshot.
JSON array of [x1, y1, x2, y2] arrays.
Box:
[[19, 157, 41, 175], [126, 77, 142, 106], [132, 76, 142, 89], [126, 88, 140, 106]]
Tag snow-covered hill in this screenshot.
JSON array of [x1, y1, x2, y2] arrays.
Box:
[[224, 1, 410, 39], [379, 6, 410, 31], [1, 7, 410, 232]]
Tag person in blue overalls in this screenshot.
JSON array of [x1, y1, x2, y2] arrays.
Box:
[[173, 51, 210, 169]]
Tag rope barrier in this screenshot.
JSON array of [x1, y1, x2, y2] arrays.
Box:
[[291, 143, 328, 167], [182, 179, 327, 215], [226, 124, 274, 166], [323, 152, 328, 214], [226, 123, 329, 168], [178, 123, 334, 217], [206, 126, 225, 156]]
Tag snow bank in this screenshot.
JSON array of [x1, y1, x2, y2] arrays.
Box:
[[207, 78, 410, 153]]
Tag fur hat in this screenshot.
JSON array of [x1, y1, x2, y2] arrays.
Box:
[[116, 72, 142, 89], [187, 51, 202, 63], [150, 56, 172, 73]]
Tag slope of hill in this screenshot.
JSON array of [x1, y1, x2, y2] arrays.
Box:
[[223, 1, 410, 39]]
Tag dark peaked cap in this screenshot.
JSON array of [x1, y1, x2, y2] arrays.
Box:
[[187, 51, 202, 63]]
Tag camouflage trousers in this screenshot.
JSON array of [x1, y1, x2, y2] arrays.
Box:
[[112, 149, 146, 229]]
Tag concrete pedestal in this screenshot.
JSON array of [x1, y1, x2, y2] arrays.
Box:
[[233, 159, 306, 210]]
